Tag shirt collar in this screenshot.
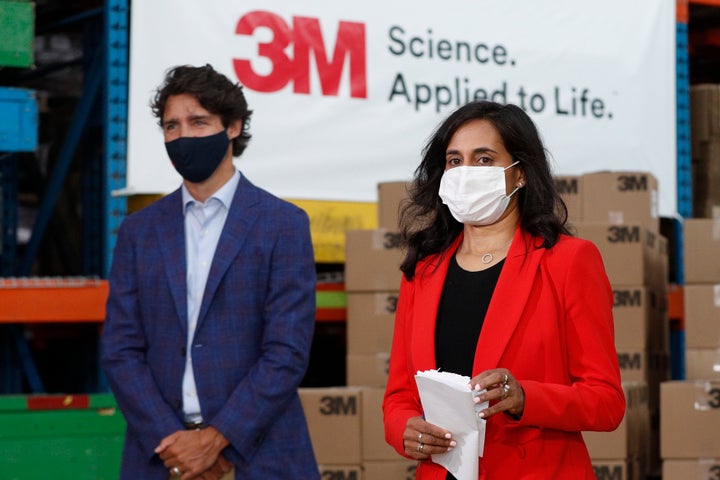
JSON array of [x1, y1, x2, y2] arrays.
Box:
[[182, 169, 241, 214]]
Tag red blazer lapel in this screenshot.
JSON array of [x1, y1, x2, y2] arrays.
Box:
[[410, 235, 463, 372], [473, 227, 546, 374]]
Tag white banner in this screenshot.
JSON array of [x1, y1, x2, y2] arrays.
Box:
[[126, 0, 677, 215]]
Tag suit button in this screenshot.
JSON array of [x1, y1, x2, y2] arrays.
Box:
[[181, 347, 187, 356]]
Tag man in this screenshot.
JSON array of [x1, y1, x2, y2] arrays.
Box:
[[101, 64, 319, 479]]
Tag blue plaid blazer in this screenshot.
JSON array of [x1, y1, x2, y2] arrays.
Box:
[[101, 174, 319, 479]]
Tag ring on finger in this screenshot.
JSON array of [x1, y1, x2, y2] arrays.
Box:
[[502, 382, 511, 398], [171, 466, 181, 476], [418, 443, 424, 453], [418, 433, 423, 443], [502, 373, 509, 385]]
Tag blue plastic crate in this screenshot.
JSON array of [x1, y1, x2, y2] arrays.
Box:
[[0, 87, 37, 152]]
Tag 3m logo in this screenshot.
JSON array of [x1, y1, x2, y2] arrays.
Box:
[[613, 289, 642, 307], [707, 388, 720, 409], [618, 352, 642, 370], [606, 226, 640, 243], [617, 174, 648, 192], [234, 11, 367, 98], [384, 294, 399, 314], [554, 177, 578, 195], [321, 470, 359, 480], [319, 395, 357, 415], [382, 231, 402, 249], [592, 465, 624, 480]]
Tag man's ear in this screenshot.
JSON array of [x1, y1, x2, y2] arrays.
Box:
[[226, 119, 242, 140]]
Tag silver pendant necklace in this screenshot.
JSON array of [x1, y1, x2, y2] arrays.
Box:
[[462, 238, 513, 264]]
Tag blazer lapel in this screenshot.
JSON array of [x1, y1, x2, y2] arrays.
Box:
[[473, 227, 546, 373], [410, 235, 464, 372], [155, 189, 189, 335], [196, 175, 260, 329]]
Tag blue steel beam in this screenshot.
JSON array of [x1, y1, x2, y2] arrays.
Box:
[[18, 46, 103, 276], [103, 0, 128, 277]]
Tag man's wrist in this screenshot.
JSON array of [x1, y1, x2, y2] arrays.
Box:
[[204, 426, 230, 452]]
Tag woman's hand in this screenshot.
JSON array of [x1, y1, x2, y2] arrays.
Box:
[[403, 416, 456, 460], [470, 369, 525, 419]]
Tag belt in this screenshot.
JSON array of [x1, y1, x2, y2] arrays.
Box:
[[184, 421, 206, 430]]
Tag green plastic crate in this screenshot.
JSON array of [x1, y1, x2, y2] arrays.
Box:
[[0, 0, 34, 68], [0, 393, 125, 479]]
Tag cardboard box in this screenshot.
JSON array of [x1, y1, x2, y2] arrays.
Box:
[[583, 382, 649, 461], [660, 380, 720, 459], [663, 459, 720, 480], [581, 171, 659, 230], [554, 175, 583, 225], [654, 234, 670, 289], [591, 460, 634, 480], [575, 223, 658, 286], [299, 387, 363, 464], [347, 353, 390, 387], [361, 387, 399, 461], [318, 465, 363, 480], [692, 140, 720, 219], [685, 348, 720, 380], [690, 84, 720, 151], [363, 460, 417, 480], [617, 349, 669, 412], [347, 292, 398, 354], [378, 181, 411, 231], [613, 286, 664, 350], [345, 229, 404, 292], [684, 284, 720, 349], [683, 219, 720, 284]]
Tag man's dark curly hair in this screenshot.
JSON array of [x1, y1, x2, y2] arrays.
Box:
[[151, 64, 252, 157]]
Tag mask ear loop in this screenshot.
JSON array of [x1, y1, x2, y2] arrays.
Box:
[[504, 161, 522, 198]]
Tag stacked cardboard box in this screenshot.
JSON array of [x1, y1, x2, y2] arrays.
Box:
[[582, 382, 650, 480], [660, 381, 720, 479], [345, 182, 409, 390], [298, 386, 418, 480], [690, 85, 720, 218], [571, 171, 669, 479], [334, 175, 673, 478], [300, 181, 416, 479], [682, 218, 720, 382], [657, 85, 720, 479]]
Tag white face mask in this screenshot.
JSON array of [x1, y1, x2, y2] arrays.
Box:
[[438, 162, 520, 225]]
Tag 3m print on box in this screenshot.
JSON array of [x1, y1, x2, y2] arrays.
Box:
[[126, 0, 677, 215]]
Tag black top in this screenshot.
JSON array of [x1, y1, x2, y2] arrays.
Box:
[[435, 254, 504, 376], [435, 254, 504, 480]]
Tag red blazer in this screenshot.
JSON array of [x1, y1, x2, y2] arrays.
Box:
[[383, 227, 625, 479]]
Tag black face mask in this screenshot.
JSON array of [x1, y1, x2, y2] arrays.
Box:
[[165, 130, 230, 183]]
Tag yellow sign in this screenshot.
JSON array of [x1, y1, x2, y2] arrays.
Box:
[[289, 199, 377, 263]]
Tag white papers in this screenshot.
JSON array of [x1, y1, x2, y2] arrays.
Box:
[[415, 370, 488, 480]]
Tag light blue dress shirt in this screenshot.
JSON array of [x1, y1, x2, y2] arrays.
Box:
[[181, 170, 240, 422]]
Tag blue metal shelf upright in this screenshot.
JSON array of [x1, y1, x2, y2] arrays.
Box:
[[103, 0, 128, 276], [672, 0, 692, 380]]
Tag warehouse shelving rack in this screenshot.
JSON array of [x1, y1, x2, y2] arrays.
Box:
[[0, 0, 128, 393], [0, 0, 718, 394]]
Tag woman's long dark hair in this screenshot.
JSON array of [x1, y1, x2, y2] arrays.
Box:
[[399, 101, 570, 280]]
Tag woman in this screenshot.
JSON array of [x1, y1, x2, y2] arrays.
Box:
[[382, 101, 625, 479]]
